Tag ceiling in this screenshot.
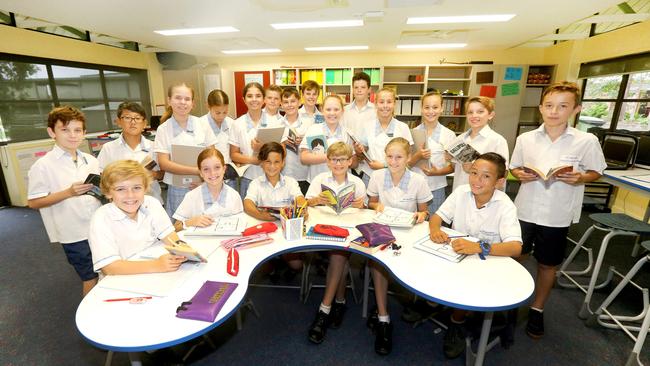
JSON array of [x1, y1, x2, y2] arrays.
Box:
[[0, 0, 634, 57]]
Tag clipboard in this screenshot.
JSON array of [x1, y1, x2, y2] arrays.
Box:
[[256, 126, 285, 144], [171, 144, 204, 187]]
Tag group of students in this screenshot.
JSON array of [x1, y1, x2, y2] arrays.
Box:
[[26, 71, 607, 359]]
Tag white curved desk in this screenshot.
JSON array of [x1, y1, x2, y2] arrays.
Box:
[[76, 207, 534, 365]]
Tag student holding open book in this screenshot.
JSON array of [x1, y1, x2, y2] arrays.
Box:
[[97, 102, 163, 204], [154, 82, 218, 216], [428, 152, 522, 359], [280, 87, 313, 194], [172, 148, 243, 231], [89, 160, 187, 275], [365, 137, 431, 355]]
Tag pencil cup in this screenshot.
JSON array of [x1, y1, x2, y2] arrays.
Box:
[[281, 217, 304, 241]]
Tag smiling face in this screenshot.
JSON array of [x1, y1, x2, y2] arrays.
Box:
[[118, 109, 146, 138], [199, 156, 225, 187], [468, 159, 502, 199], [47, 120, 85, 153], [302, 88, 319, 108], [107, 176, 146, 220], [282, 94, 300, 118], [539, 91, 581, 128], [375, 90, 396, 121], [385, 144, 409, 174], [264, 90, 281, 115], [421, 94, 442, 124], [209, 105, 229, 124], [327, 154, 352, 176], [261, 151, 284, 180], [168, 85, 194, 118], [322, 96, 343, 126], [466, 101, 495, 130], [244, 86, 264, 112]]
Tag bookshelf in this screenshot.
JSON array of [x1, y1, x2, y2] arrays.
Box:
[[324, 67, 352, 103], [518, 65, 556, 135]]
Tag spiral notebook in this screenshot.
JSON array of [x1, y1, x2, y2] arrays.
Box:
[[305, 227, 346, 242]]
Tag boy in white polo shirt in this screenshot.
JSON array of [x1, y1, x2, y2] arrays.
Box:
[[28, 106, 102, 296], [343, 72, 376, 139], [510, 81, 606, 339], [429, 152, 522, 359], [89, 160, 186, 275]]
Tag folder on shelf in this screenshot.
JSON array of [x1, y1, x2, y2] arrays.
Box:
[[342, 69, 351, 84], [412, 100, 422, 115], [371, 69, 381, 85], [326, 70, 336, 85], [401, 99, 412, 115]]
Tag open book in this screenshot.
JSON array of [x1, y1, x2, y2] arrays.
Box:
[[413, 234, 468, 263], [373, 207, 417, 228], [83, 173, 108, 203], [321, 183, 356, 215], [285, 127, 301, 153], [522, 165, 573, 182], [165, 240, 208, 263], [346, 129, 372, 162], [446, 140, 480, 163], [225, 163, 250, 180], [140, 155, 157, 171], [183, 215, 247, 236]]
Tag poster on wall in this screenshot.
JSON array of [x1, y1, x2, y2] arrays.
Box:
[[244, 73, 264, 85], [504, 67, 523, 81]]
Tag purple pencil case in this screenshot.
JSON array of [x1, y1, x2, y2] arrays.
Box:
[[356, 223, 396, 247], [176, 281, 238, 322]]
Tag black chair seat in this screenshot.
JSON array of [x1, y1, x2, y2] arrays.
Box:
[[589, 213, 650, 233]]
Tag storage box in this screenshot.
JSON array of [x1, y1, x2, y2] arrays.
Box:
[[280, 216, 304, 241]]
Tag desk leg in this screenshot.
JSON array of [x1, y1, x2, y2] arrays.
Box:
[[473, 311, 493, 366]]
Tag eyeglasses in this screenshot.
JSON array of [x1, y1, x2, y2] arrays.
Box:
[[329, 157, 349, 165], [121, 116, 145, 124]]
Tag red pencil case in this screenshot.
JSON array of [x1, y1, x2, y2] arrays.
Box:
[[242, 222, 277, 236], [313, 224, 349, 238]]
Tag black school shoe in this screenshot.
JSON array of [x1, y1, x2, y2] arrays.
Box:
[[330, 302, 347, 329], [374, 321, 393, 355], [308, 310, 330, 344], [526, 308, 544, 339], [443, 322, 467, 359]]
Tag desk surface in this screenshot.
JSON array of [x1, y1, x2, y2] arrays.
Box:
[[76, 207, 534, 352], [602, 168, 650, 194]]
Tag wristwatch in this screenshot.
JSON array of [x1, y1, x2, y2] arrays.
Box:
[[478, 240, 491, 260]]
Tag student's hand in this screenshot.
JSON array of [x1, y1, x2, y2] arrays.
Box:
[[353, 142, 366, 155], [351, 196, 365, 209], [153, 170, 165, 180], [310, 194, 329, 206], [251, 138, 263, 152], [451, 238, 481, 255], [511, 167, 538, 183], [444, 152, 453, 162], [369, 160, 385, 170], [461, 162, 473, 174], [421, 166, 439, 176], [419, 147, 431, 160], [414, 211, 428, 224], [156, 254, 186, 272], [69, 182, 93, 196], [294, 135, 304, 145], [430, 229, 449, 244], [186, 215, 214, 227], [374, 203, 385, 213], [556, 171, 584, 185], [259, 210, 276, 221]]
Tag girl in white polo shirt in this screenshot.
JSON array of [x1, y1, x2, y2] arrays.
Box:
[[173, 148, 243, 231], [366, 137, 432, 355], [354, 88, 414, 186], [448, 96, 509, 191], [201, 89, 237, 191]]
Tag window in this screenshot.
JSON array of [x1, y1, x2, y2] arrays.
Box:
[[580, 75, 622, 130], [0, 53, 151, 142], [618, 72, 650, 132]]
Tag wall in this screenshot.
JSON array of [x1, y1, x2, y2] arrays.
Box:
[[0, 25, 166, 111]]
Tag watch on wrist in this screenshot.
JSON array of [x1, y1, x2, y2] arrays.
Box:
[[478, 240, 491, 260]]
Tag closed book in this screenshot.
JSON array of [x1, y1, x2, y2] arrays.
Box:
[[176, 281, 238, 323], [305, 227, 346, 242], [348, 236, 382, 254]]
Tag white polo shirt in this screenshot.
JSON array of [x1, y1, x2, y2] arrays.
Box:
[[410, 122, 457, 191], [89, 195, 174, 272], [245, 174, 303, 207], [153, 115, 217, 186], [343, 100, 376, 138], [358, 118, 414, 177], [367, 169, 432, 212], [436, 184, 522, 245], [281, 115, 313, 181], [300, 123, 352, 182], [510, 125, 607, 227], [449, 125, 509, 191], [97, 134, 163, 204], [228, 112, 287, 181], [27, 144, 102, 244], [306, 171, 366, 200], [173, 183, 243, 221], [299, 105, 322, 125], [202, 113, 234, 164], [263, 109, 283, 126]]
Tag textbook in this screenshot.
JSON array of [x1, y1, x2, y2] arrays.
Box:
[[171, 144, 203, 186], [165, 240, 208, 263], [413, 234, 467, 263], [285, 127, 301, 153], [83, 173, 108, 203], [373, 207, 417, 228], [140, 155, 157, 171], [410, 128, 429, 168], [183, 215, 247, 236], [256, 126, 285, 144], [225, 163, 250, 179], [348, 235, 383, 254], [522, 164, 573, 182], [306, 134, 328, 153], [446, 140, 480, 163], [321, 183, 356, 215], [345, 129, 371, 162], [305, 226, 347, 242]]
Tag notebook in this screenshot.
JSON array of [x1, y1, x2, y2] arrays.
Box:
[[412, 234, 468, 263], [305, 227, 347, 242]]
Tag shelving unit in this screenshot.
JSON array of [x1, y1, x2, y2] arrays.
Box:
[[517, 65, 556, 135], [272, 68, 298, 87]]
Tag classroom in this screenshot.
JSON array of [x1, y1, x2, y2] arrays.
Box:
[[1, 0, 649, 365]]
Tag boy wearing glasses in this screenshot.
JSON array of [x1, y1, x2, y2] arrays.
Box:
[[98, 102, 164, 204], [305, 142, 366, 344]]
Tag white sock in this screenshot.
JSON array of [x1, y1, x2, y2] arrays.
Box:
[[530, 307, 543, 313], [335, 298, 346, 305], [378, 315, 390, 323], [319, 303, 331, 314]]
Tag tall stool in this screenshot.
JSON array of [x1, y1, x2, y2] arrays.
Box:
[[586, 241, 650, 366], [557, 213, 650, 319]]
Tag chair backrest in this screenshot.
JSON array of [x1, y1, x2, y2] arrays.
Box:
[[633, 133, 650, 169], [602, 132, 639, 169]]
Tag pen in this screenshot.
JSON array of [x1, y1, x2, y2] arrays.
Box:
[[104, 296, 152, 302], [448, 235, 469, 239]]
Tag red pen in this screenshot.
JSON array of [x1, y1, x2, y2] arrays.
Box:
[[104, 296, 152, 302]]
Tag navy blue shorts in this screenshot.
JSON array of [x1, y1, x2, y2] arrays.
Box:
[[62, 240, 98, 281], [520, 220, 569, 266]]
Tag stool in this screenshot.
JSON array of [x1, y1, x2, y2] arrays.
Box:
[[557, 213, 650, 319], [302, 251, 360, 304], [586, 240, 650, 366]]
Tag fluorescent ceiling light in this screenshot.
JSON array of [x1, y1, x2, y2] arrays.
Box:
[[221, 48, 281, 55], [397, 43, 466, 49], [271, 20, 363, 30], [407, 14, 515, 24], [155, 27, 239, 36], [305, 46, 369, 51]]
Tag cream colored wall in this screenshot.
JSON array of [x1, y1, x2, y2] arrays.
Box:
[[0, 25, 166, 111]]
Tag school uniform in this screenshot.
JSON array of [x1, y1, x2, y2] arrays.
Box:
[[263, 108, 283, 126], [449, 125, 509, 191], [245, 174, 303, 207], [436, 184, 522, 245], [410, 122, 457, 212], [97, 134, 163, 204], [89, 195, 174, 272], [299, 105, 322, 125], [367, 169, 432, 212], [510, 125, 606, 265], [153, 115, 217, 216], [358, 118, 414, 181], [306, 171, 366, 201], [281, 115, 313, 185], [172, 182, 243, 222], [299, 123, 352, 182], [201, 113, 234, 164], [343, 100, 375, 138], [27, 144, 102, 281]]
